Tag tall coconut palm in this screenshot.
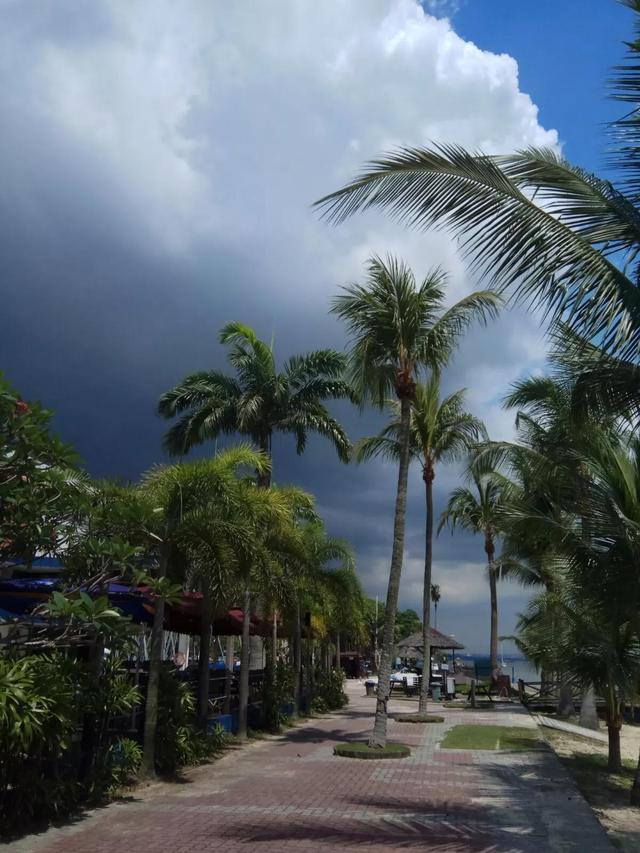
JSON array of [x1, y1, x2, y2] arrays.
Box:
[[158, 322, 353, 486], [333, 255, 500, 746], [356, 373, 486, 713], [315, 7, 640, 413], [439, 472, 505, 672]]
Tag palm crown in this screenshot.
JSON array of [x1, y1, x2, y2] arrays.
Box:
[[158, 321, 353, 468], [356, 372, 486, 478], [439, 472, 504, 558], [331, 255, 501, 403], [316, 3, 640, 368]]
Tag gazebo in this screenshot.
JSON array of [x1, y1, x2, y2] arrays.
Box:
[[397, 627, 464, 665]]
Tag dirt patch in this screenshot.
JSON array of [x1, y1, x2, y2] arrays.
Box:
[[543, 727, 640, 852]]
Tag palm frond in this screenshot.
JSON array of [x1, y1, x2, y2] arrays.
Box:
[[317, 145, 640, 358]]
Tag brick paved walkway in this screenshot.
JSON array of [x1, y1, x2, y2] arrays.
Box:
[[8, 682, 611, 852]]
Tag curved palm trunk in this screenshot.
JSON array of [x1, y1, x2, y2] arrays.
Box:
[[271, 608, 278, 676], [486, 537, 498, 673], [369, 393, 413, 749], [257, 432, 272, 489], [223, 635, 234, 715], [631, 751, 640, 806], [292, 598, 302, 717], [141, 545, 168, 777], [419, 464, 434, 714], [237, 583, 252, 739], [606, 687, 623, 772], [197, 584, 214, 730], [579, 684, 599, 731]]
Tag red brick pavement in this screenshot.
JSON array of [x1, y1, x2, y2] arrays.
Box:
[[7, 684, 612, 853]]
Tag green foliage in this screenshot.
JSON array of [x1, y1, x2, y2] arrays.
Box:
[[314, 668, 348, 712], [106, 738, 142, 792], [0, 374, 83, 563], [158, 321, 353, 464], [0, 648, 140, 836], [395, 609, 422, 640], [331, 255, 501, 405], [154, 665, 224, 773], [262, 658, 294, 732], [333, 741, 410, 759], [39, 592, 136, 645]]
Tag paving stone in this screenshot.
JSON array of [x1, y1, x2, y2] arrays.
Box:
[[5, 683, 613, 852]]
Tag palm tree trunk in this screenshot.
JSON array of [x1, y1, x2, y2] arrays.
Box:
[[369, 393, 412, 749], [223, 635, 234, 715], [486, 539, 498, 673], [579, 684, 599, 731], [335, 630, 341, 671], [419, 466, 434, 714], [631, 749, 640, 806], [141, 545, 168, 777], [293, 598, 302, 716], [271, 609, 278, 675], [197, 583, 214, 730], [257, 432, 272, 488], [606, 690, 623, 772], [557, 680, 575, 718], [237, 583, 251, 739]]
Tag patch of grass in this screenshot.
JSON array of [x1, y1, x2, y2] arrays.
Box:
[[247, 728, 269, 740], [394, 713, 444, 723], [559, 752, 636, 791], [334, 741, 410, 759], [441, 725, 542, 751]]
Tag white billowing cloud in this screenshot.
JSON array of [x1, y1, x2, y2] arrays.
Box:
[[6, 0, 557, 260], [2, 0, 558, 636]]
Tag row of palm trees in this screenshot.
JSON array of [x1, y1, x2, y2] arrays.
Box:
[[133, 451, 364, 774], [311, 0, 640, 795], [158, 262, 502, 750]]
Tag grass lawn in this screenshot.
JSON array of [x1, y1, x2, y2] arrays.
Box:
[[334, 741, 410, 759], [441, 724, 542, 751]]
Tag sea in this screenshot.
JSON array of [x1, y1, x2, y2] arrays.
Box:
[[456, 654, 539, 683]]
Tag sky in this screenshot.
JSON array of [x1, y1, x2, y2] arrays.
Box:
[[1, 0, 633, 654]]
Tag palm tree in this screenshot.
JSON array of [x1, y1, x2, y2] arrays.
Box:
[[356, 373, 486, 713], [315, 8, 640, 416], [140, 446, 269, 746], [333, 255, 500, 746], [431, 584, 441, 628], [158, 322, 353, 485], [439, 471, 505, 673]]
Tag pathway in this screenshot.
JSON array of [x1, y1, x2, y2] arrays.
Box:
[[532, 713, 608, 743], [8, 682, 612, 852]]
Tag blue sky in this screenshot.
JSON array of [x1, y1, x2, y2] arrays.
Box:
[[455, 0, 631, 171], [0, 0, 634, 654]]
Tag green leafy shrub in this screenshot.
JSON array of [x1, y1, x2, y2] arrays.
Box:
[[106, 738, 142, 792], [314, 668, 348, 711], [262, 658, 294, 732], [155, 665, 226, 773], [0, 653, 80, 835], [0, 642, 142, 837], [310, 696, 328, 714]]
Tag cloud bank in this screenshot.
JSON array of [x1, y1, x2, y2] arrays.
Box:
[[1, 0, 557, 651]]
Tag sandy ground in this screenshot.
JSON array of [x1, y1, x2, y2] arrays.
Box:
[[543, 722, 640, 852]]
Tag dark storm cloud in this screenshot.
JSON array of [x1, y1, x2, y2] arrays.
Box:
[[0, 0, 553, 649]]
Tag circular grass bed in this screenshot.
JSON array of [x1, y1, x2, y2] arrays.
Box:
[[393, 713, 445, 724], [333, 741, 411, 760]]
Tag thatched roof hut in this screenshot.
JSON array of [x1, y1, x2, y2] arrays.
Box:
[[397, 627, 464, 658]]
